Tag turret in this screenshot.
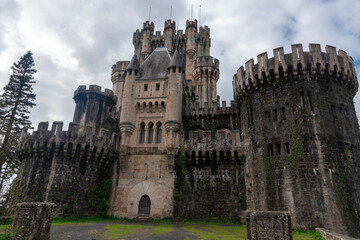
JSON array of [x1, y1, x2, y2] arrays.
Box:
[[198, 26, 211, 57], [185, 20, 198, 81], [140, 21, 154, 64], [73, 85, 116, 134], [192, 56, 220, 108], [111, 61, 129, 112], [119, 54, 139, 147], [166, 50, 184, 147], [164, 20, 175, 54]]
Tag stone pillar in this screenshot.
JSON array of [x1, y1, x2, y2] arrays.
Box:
[[12, 202, 56, 240], [245, 210, 292, 240]]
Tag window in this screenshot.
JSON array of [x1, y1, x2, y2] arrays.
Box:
[[156, 83, 160, 91], [300, 92, 305, 109], [247, 106, 254, 126], [284, 142, 290, 154], [265, 111, 270, 123], [276, 143, 281, 155], [156, 122, 162, 143], [144, 84, 148, 91], [307, 92, 313, 111], [268, 144, 274, 156], [139, 122, 145, 144], [280, 107, 286, 120], [148, 122, 154, 143], [272, 109, 278, 122]]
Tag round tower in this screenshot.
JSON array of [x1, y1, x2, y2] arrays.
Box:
[[73, 85, 116, 134], [165, 50, 184, 148], [140, 21, 154, 64], [185, 20, 197, 81], [234, 44, 360, 236], [111, 61, 129, 113], [119, 54, 139, 147], [192, 56, 219, 107], [163, 19, 175, 54]]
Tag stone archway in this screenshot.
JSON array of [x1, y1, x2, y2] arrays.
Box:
[[138, 195, 151, 217]]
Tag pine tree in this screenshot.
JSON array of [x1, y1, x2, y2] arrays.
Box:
[[0, 51, 36, 195]]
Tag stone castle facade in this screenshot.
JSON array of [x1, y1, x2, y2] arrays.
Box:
[[15, 19, 360, 237]]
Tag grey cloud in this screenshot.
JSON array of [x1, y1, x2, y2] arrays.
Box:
[[2, 0, 360, 128]]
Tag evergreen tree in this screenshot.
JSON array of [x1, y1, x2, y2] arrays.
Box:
[[0, 51, 36, 195]]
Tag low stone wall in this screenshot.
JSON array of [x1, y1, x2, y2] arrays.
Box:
[[316, 228, 357, 240], [12, 202, 56, 240], [246, 210, 292, 240]]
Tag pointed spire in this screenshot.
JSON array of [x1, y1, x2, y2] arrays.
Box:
[[169, 50, 182, 69], [127, 54, 140, 71]]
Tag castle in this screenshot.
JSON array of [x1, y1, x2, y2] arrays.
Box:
[[15, 19, 360, 237]]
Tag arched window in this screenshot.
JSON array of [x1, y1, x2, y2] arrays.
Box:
[[140, 122, 145, 144], [156, 122, 162, 143], [148, 122, 154, 143], [138, 195, 151, 217]]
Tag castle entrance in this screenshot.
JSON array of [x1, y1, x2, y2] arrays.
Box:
[[138, 195, 151, 217]]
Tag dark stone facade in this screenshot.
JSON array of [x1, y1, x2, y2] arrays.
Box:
[[12, 202, 56, 240]]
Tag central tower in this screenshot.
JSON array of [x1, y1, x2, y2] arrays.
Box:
[[110, 19, 220, 218]]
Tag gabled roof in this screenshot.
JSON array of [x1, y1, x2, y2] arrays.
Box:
[[140, 47, 170, 79]]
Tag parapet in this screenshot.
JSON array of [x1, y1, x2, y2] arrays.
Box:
[[199, 26, 210, 36], [143, 21, 154, 32], [18, 121, 114, 157], [73, 85, 116, 103], [233, 44, 358, 97], [164, 19, 175, 31], [186, 19, 198, 32], [194, 56, 219, 69], [185, 99, 238, 117], [112, 61, 130, 74]]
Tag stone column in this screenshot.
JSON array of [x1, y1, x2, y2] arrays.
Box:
[[245, 210, 292, 240], [12, 202, 56, 240]]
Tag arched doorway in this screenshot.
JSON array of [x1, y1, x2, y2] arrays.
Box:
[[138, 195, 151, 217]]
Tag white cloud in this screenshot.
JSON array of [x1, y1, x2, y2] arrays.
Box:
[[1, 0, 360, 128]]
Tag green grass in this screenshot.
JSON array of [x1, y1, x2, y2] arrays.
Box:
[[293, 229, 325, 240], [51, 216, 122, 225], [105, 223, 174, 239], [181, 224, 247, 240], [105, 224, 151, 239], [149, 223, 173, 235]]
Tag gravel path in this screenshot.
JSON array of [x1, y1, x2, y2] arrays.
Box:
[[50, 222, 244, 240]]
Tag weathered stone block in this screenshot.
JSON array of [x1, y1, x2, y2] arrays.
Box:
[[246, 210, 292, 240], [12, 202, 56, 240]]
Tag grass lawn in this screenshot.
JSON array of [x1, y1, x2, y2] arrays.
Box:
[[0, 219, 326, 239]]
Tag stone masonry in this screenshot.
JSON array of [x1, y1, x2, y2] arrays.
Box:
[[15, 19, 360, 237]]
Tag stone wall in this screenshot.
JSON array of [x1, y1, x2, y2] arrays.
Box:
[[236, 45, 360, 237], [173, 158, 246, 220], [14, 122, 116, 217], [109, 151, 175, 219]]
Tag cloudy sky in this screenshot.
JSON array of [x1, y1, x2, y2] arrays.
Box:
[[1, 0, 360, 130]]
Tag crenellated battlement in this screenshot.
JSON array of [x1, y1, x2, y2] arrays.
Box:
[[233, 44, 358, 98], [112, 61, 129, 74], [143, 21, 154, 32], [73, 85, 116, 102], [164, 19, 175, 30], [186, 19, 198, 31], [199, 26, 210, 36], [186, 100, 238, 116], [194, 56, 219, 69], [18, 121, 115, 159]]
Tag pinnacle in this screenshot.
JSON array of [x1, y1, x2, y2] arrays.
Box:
[[127, 54, 140, 71]]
